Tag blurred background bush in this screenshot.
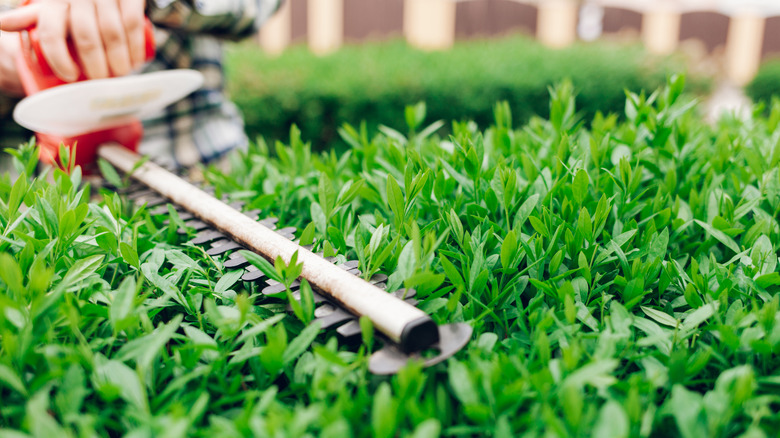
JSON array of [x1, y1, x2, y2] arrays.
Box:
[[226, 37, 699, 149], [746, 59, 780, 108]]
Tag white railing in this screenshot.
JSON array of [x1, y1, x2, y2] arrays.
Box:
[[258, 0, 778, 85]]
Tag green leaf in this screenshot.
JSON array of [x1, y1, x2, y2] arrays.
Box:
[[592, 400, 629, 438], [310, 202, 327, 234], [410, 419, 441, 438], [513, 194, 540, 230], [214, 269, 244, 295], [97, 158, 123, 188], [396, 240, 415, 280], [183, 325, 219, 361], [360, 315, 374, 349], [318, 175, 336, 218], [283, 321, 321, 365], [684, 283, 704, 309], [92, 357, 147, 412], [562, 360, 618, 390], [667, 385, 706, 438], [641, 306, 678, 328], [386, 174, 405, 222], [298, 221, 317, 246], [372, 382, 398, 438], [448, 360, 478, 406], [404, 271, 445, 293], [440, 255, 465, 291], [240, 250, 282, 283], [694, 220, 740, 253], [648, 227, 669, 261], [447, 209, 464, 244], [529, 216, 549, 238], [110, 276, 138, 331], [166, 250, 200, 272], [299, 279, 316, 324], [501, 230, 518, 269], [368, 224, 387, 257], [54, 254, 104, 294], [755, 272, 780, 289], [681, 302, 718, 332], [549, 249, 564, 275], [25, 389, 67, 437], [0, 252, 23, 297], [119, 242, 139, 269], [8, 171, 28, 214], [235, 314, 286, 345], [116, 315, 182, 370], [94, 227, 118, 253], [572, 169, 589, 205], [577, 208, 593, 242], [0, 364, 27, 396]]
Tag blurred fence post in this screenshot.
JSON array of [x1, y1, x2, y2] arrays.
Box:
[[259, 0, 291, 55], [642, 5, 680, 55], [404, 0, 456, 50], [725, 12, 765, 85], [309, 0, 344, 55], [537, 0, 578, 48]]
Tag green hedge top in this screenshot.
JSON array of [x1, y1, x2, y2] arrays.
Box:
[[226, 37, 695, 149]]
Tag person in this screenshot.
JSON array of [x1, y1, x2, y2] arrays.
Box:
[[0, 0, 283, 170]]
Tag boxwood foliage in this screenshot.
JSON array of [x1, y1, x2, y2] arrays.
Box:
[[225, 37, 694, 150], [1, 76, 780, 437]]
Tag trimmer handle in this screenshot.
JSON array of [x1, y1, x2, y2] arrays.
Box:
[[15, 0, 156, 173]]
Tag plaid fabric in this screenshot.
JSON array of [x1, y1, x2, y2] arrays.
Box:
[[0, 0, 282, 168]]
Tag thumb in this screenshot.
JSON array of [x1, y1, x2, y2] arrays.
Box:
[[0, 5, 40, 32]]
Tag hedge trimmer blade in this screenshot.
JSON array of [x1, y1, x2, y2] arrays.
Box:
[[103, 145, 471, 375]]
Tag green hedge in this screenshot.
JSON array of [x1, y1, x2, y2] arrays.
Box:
[[225, 37, 695, 149], [746, 58, 780, 108], [3, 76, 779, 437]]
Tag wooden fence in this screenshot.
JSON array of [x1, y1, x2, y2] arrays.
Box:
[[258, 0, 780, 85]]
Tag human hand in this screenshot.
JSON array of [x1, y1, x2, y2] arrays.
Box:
[[0, 36, 24, 96], [0, 0, 147, 82]]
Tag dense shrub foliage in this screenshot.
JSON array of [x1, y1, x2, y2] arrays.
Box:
[[746, 58, 780, 109], [1, 77, 779, 436], [225, 37, 695, 150]]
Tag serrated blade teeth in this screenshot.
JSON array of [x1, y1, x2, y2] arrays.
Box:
[[206, 241, 243, 256], [119, 179, 463, 375]]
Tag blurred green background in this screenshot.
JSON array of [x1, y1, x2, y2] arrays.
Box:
[[225, 37, 705, 150]]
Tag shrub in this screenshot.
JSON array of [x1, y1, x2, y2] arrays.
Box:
[[1, 76, 779, 436], [746, 58, 780, 108], [225, 37, 696, 149]]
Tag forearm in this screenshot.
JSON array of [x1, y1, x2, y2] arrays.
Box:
[[145, 0, 283, 39]]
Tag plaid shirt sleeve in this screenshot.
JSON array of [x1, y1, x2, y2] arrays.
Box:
[[146, 0, 284, 39], [138, 0, 286, 169]]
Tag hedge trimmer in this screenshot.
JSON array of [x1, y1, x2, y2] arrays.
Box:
[[11, 19, 471, 375]]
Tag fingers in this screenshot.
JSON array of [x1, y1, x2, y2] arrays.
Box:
[[37, 1, 80, 82], [4, 0, 148, 82], [0, 5, 39, 32], [97, 0, 132, 76], [69, 0, 110, 79], [119, 0, 147, 69]]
